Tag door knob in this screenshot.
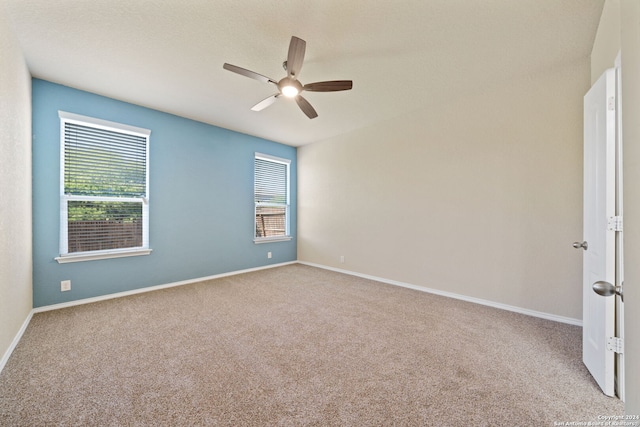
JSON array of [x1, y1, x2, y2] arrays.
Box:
[[593, 281, 623, 302], [573, 241, 588, 250]]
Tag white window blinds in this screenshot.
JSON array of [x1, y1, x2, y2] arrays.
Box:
[[64, 122, 147, 197], [254, 154, 290, 240]]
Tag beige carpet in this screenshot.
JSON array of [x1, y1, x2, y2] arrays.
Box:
[[0, 264, 623, 426]]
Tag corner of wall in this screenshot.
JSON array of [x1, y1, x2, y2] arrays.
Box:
[[0, 4, 34, 373], [590, 0, 621, 83]]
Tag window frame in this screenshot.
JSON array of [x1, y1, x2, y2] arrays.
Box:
[[55, 111, 152, 263], [254, 152, 292, 244]]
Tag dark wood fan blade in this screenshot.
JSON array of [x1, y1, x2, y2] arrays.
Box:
[[223, 63, 277, 85], [295, 95, 318, 119], [287, 36, 306, 78], [303, 80, 353, 92], [251, 94, 280, 111]]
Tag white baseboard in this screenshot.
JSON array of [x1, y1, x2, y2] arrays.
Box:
[[33, 261, 297, 313], [298, 261, 582, 326], [0, 310, 33, 374]]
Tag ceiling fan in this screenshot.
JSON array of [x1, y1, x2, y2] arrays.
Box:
[[223, 36, 353, 119]]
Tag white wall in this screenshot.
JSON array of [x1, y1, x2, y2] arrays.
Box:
[[591, 0, 620, 84], [620, 0, 640, 416], [0, 2, 33, 367], [298, 57, 589, 320]]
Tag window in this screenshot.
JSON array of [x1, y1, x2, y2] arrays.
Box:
[[254, 153, 291, 242], [56, 111, 151, 263]]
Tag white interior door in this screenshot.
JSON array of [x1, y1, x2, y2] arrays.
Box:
[[582, 68, 616, 397]]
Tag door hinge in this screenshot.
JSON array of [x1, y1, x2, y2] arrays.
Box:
[[608, 96, 616, 111], [607, 216, 623, 231], [607, 337, 624, 354]]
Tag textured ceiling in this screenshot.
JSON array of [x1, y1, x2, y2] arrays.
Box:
[[3, 0, 604, 146]]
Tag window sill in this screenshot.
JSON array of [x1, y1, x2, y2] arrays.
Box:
[[55, 248, 152, 264], [254, 236, 292, 244]]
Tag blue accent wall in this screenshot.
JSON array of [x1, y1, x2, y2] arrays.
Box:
[[32, 79, 297, 307]]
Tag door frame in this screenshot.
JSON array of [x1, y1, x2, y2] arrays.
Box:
[[614, 52, 625, 402]]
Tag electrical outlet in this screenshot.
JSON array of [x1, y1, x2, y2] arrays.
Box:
[[340, 255, 345, 263], [61, 280, 71, 292], [267, 252, 272, 259]]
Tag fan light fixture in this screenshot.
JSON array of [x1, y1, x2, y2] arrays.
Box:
[[278, 77, 303, 98], [281, 85, 299, 98]]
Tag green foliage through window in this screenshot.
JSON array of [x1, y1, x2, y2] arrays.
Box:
[[68, 201, 142, 222]]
